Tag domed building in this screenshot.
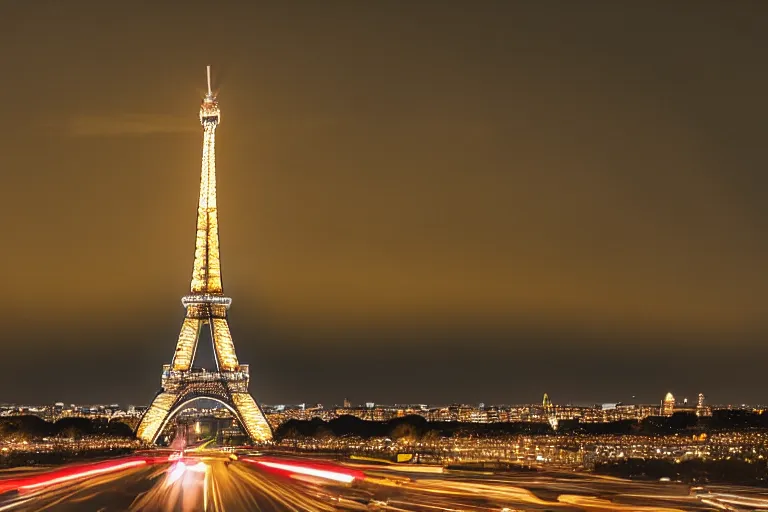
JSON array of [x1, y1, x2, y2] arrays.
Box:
[[662, 392, 675, 416]]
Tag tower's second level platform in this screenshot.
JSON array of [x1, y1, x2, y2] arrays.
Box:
[[182, 294, 232, 308], [161, 364, 250, 394]]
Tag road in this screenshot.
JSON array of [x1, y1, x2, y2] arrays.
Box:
[[1, 451, 767, 511]]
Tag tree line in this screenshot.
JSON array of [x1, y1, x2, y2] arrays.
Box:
[[274, 410, 768, 440], [0, 416, 135, 441]]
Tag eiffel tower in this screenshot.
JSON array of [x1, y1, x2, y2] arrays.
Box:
[[136, 67, 272, 444]]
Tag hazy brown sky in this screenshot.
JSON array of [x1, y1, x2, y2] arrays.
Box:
[[1, 1, 766, 406]]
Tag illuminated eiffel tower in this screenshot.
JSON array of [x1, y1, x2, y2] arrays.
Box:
[[136, 67, 272, 444]]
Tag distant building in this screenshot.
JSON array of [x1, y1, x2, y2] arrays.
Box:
[[662, 392, 675, 416], [542, 394, 557, 430], [696, 393, 711, 417]]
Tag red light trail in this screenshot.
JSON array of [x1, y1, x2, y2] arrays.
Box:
[[0, 456, 152, 495], [242, 456, 365, 483]]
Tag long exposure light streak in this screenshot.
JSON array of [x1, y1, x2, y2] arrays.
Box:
[[243, 458, 364, 483], [2, 455, 764, 510], [255, 461, 356, 483], [0, 498, 34, 511], [0, 458, 149, 494]]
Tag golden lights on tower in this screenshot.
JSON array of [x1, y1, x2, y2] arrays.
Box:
[[135, 67, 272, 445]]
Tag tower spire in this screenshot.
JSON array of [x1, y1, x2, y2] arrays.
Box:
[[192, 66, 222, 295]]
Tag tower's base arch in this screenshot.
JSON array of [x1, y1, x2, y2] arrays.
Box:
[[154, 396, 247, 445], [136, 375, 272, 445]]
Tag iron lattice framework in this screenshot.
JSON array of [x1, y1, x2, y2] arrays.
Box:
[[136, 67, 272, 444]]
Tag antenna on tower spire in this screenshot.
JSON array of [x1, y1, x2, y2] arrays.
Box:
[[206, 66, 212, 96]]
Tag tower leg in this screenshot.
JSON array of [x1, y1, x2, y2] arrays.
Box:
[[136, 392, 179, 444], [231, 392, 273, 442], [211, 318, 239, 371], [172, 318, 201, 371]]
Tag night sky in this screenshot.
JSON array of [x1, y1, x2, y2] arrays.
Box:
[[2, 1, 766, 407]]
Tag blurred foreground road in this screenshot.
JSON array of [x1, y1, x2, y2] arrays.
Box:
[[1, 451, 767, 511]]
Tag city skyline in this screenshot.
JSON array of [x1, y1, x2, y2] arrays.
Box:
[[0, 390, 750, 410], [1, 1, 767, 406]]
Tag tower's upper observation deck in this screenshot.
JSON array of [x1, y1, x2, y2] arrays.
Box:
[[200, 65, 220, 125], [200, 95, 220, 124]]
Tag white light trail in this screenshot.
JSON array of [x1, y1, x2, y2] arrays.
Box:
[[165, 461, 187, 487], [255, 461, 357, 483]]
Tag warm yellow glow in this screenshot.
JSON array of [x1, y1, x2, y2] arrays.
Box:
[[136, 73, 273, 446], [212, 318, 239, 372], [191, 124, 223, 295], [231, 393, 273, 442], [136, 392, 177, 443], [171, 318, 201, 371]]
